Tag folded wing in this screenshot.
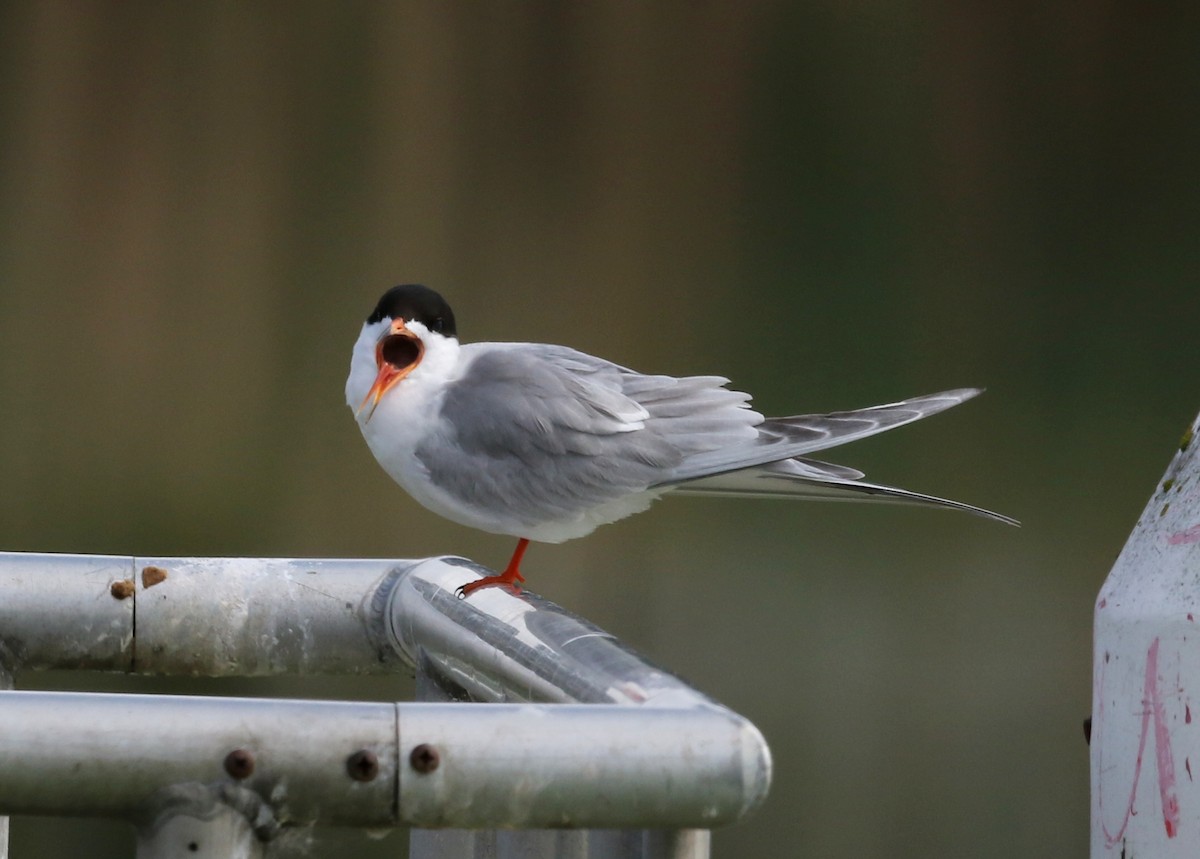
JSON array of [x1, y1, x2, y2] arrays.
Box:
[[675, 455, 1018, 525]]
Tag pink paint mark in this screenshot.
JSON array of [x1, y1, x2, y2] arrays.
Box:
[[1100, 638, 1182, 845], [1190, 614, 1195, 622], [1100, 598, 1108, 609], [1168, 524, 1200, 545], [1188, 704, 1193, 724], [1149, 640, 1181, 837]]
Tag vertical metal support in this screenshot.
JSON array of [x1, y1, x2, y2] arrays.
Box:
[[134, 784, 270, 859], [135, 803, 263, 859], [651, 830, 711, 858], [409, 828, 710, 859], [0, 661, 11, 859]]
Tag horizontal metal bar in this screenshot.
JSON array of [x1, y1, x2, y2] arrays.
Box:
[[134, 556, 403, 676], [0, 691, 396, 825], [0, 552, 134, 671], [0, 553, 729, 707], [0, 552, 404, 676], [0, 692, 766, 829], [399, 702, 767, 828]]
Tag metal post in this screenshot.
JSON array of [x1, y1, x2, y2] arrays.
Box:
[[0, 658, 11, 859], [134, 784, 267, 859], [408, 828, 711, 859], [1092, 411, 1200, 856], [137, 807, 262, 859]]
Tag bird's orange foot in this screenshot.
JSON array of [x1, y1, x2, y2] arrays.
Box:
[[454, 568, 525, 599], [456, 537, 530, 599]]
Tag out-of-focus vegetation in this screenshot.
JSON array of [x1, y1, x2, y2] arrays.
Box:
[[2, 4, 1197, 857]]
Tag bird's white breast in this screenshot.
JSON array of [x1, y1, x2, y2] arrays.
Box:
[[346, 323, 475, 521]]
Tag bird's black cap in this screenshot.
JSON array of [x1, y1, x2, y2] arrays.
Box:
[[367, 284, 457, 337]]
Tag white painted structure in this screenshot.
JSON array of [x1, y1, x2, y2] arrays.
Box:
[[1093, 413, 1200, 856]]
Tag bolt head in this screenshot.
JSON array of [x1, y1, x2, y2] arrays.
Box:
[[224, 748, 255, 780], [347, 749, 380, 782], [409, 743, 440, 774]]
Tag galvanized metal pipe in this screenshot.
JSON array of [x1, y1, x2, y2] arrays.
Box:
[[398, 702, 766, 828], [0, 691, 765, 830], [0, 552, 133, 672], [134, 556, 404, 676], [386, 556, 714, 707], [0, 553, 403, 676], [0, 644, 11, 859], [387, 558, 770, 855], [0, 691, 396, 825], [0, 551, 772, 849]]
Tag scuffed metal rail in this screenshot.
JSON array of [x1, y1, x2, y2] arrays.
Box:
[[0, 553, 402, 675], [0, 692, 765, 829], [0, 553, 772, 833]]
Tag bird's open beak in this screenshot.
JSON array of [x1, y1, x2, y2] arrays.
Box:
[[356, 319, 424, 422]]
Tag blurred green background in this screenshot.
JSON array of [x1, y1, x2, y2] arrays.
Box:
[[2, 2, 1197, 857]]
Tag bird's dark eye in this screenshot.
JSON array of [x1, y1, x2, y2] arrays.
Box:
[[380, 334, 421, 369], [429, 317, 444, 333]]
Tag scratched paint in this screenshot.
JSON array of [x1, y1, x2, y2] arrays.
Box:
[[1149, 639, 1182, 837], [1098, 638, 1181, 846], [1168, 524, 1200, 546]]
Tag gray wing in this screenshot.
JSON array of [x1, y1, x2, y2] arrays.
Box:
[[666, 390, 1019, 525], [419, 349, 1013, 527], [676, 457, 1019, 525], [414, 343, 760, 527], [658, 389, 983, 482]]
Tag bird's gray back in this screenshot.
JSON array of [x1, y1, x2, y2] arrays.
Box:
[[414, 343, 759, 528]]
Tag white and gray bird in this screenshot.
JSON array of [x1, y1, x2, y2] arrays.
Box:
[[346, 284, 1016, 596]]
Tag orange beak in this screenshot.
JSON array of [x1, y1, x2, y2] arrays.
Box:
[[356, 319, 424, 422]]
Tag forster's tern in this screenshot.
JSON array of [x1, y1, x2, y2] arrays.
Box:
[[347, 284, 1016, 597]]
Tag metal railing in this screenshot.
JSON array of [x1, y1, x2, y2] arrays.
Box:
[[0, 553, 772, 858]]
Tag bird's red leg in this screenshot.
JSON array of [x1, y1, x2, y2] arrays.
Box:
[[456, 538, 530, 599]]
